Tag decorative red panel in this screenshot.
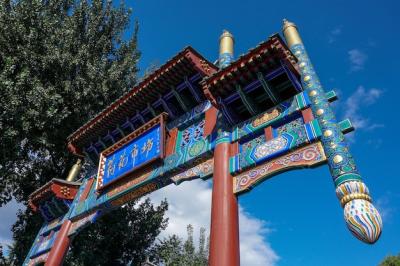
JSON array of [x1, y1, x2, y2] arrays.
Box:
[[302, 108, 314, 123], [229, 142, 239, 157], [166, 128, 178, 156], [264, 126, 274, 141], [204, 106, 218, 137]]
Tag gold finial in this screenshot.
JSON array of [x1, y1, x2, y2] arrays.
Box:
[[282, 19, 303, 47], [219, 30, 234, 56], [66, 158, 83, 182]]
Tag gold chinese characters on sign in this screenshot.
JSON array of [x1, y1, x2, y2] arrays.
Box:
[[252, 108, 280, 128]]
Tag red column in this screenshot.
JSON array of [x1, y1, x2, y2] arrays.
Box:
[[209, 141, 240, 265], [45, 220, 72, 266]]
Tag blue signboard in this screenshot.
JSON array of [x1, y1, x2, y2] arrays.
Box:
[[98, 125, 162, 189]]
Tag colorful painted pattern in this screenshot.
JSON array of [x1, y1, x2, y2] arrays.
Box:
[[276, 117, 303, 135], [180, 120, 205, 148], [29, 229, 59, 259], [236, 119, 320, 171], [165, 119, 213, 173], [110, 182, 159, 207], [290, 42, 382, 243], [231, 91, 311, 142], [219, 52, 234, 68], [27, 252, 49, 266], [234, 142, 326, 194], [68, 211, 100, 236], [40, 217, 64, 234], [106, 170, 153, 198], [171, 158, 214, 184], [291, 44, 360, 185], [38, 198, 71, 222], [336, 181, 370, 206], [252, 108, 280, 128], [167, 100, 212, 130], [254, 136, 288, 160], [344, 199, 382, 244]]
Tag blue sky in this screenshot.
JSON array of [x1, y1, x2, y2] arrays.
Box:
[[1, 0, 399, 265]]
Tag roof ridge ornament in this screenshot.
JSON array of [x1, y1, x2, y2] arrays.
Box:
[[218, 30, 234, 68], [282, 18, 303, 47]]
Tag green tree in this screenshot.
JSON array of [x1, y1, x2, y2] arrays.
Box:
[[63, 199, 168, 266], [0, 0, 169, 264], [149, 225, 209, 266], [0, 245, 8, 266], [380, 253, 400, 266]]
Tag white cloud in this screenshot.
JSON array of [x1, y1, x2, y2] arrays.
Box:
[[348, 49, 368, 72], [343, 86, 383, 132], [328, 26, 342, 44], [147, 179, 279, 266], [375, 191, 399, 222], [0, 199, 24, 248], [0, 180, 279, 266], [239, 207, 279, 266], [147, 180, 212, 242], [367, 138, 383, 149]]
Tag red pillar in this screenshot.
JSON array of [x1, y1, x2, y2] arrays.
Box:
[[45, 220, 72, 266], [209, 140, 240, 265]]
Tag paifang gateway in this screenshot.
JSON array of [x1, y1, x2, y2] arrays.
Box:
[[24, 20, 382, 266]]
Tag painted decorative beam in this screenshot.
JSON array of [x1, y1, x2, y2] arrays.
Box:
[[283, 19, 382, 244], [231, 117, 356, 174], [231, 90, 311, 142], [68, 211, 101, 237], [170, 158, 214, 185], [234, 142, 326, 194]]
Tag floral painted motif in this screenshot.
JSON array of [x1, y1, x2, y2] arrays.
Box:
[[254, 136, 288, 160], [276, 117, 303, 135], [181, 120, 205, 148]]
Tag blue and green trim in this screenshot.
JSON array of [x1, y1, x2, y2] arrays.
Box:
[[290, 43, 362, 186]]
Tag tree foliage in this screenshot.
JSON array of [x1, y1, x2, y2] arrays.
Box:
[[380, 253, 400, 266], [149, 224, 209, 266], [0, 0, 169, 264], [0, 245, 8, 266], [0, 0, 139, 205], [63, 199, 168, 266]]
